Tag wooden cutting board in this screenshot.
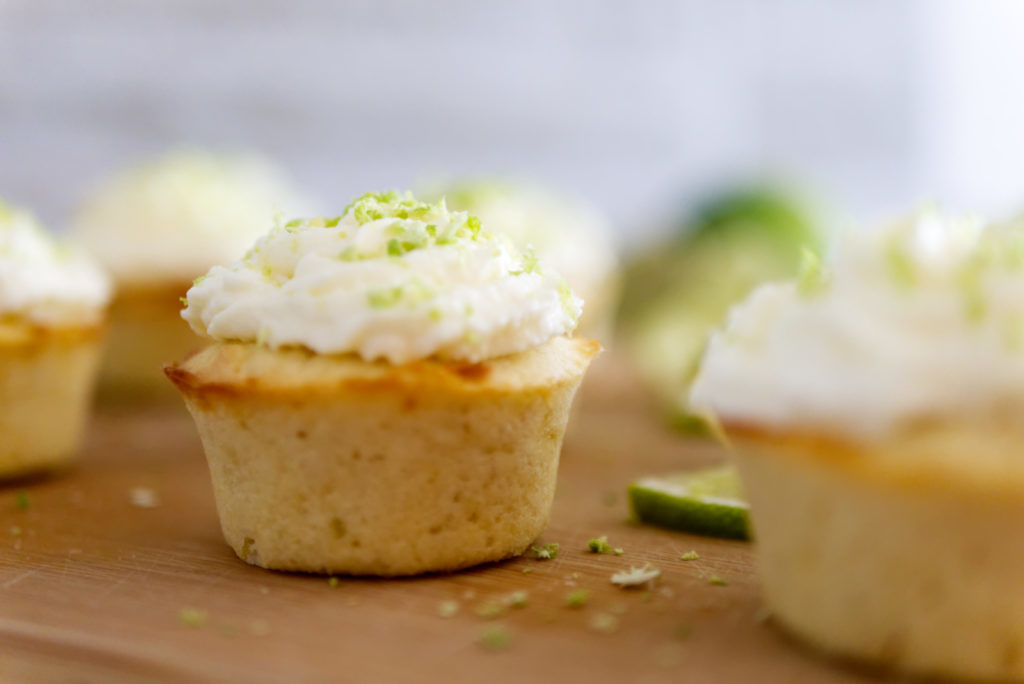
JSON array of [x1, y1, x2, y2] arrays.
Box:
[[0, 354, 881, 683]]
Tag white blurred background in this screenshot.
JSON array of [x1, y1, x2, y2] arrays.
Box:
[[2, 0, 1024, 247]]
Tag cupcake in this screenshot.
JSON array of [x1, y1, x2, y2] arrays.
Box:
[[439, 181, 619, 342], [166, 191, 598, 576], [72, 148, 311, 401], [0, 200, 110, 477], [690, 212, 1024, 679]]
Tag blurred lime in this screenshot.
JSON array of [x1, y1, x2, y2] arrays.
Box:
[[618, 185, 826, 422], [628, 465, 750, 540]]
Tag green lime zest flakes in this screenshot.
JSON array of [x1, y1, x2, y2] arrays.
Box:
[[610, 563, 661, 588], [9, 526, 21, 537], [338, 245, 360, 261], [367, 285, 404, 309], [179, 296, 189, 307], [521, 567, 532, 575], [531, 542, 559, 560], [557, 279, 580, 324], [587, 536, 615, 554], [14, 491, 29, 511], [328, 576, 339, 588], [475, 601, 506, 620], [565, 589, 589, 609], [708, 575, 728, 586], [428, 307, 443, 322], [680, 550, 700, 561], [192, 274, 208, 286], [477, 624, 511, 652], [465, 214, 481, 235], [438, 600, 459, 618], [589, 612, 619, 634], [885, 236, 916, 289], [796, 246, 828, 297], [179, 607, 208, 628]]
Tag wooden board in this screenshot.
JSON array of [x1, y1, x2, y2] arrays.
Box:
[[0, 355, 883, 683]]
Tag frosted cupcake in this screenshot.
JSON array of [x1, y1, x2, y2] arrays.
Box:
[[691, 212, 1024, 679], [72, 148, 310, 401], [440, 181, 619, 342], [0, 200, 110, 477], [166, 191, 598, 576]]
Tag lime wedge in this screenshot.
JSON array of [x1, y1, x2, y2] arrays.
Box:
[[628, 465, 750, 540]]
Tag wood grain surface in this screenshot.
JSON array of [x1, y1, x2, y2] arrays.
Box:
[[0, 354, 885, 683]]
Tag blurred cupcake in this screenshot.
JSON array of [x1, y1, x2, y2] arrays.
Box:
[[438, 181, 619, 342], [0, 200, 110, 477], [166, 191, 598, 576], [72, 148, 311, 402], [691, 212, 1024, 679]]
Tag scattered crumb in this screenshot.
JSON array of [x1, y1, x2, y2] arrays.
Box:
[[475, 601, 506, 620], [328, 577, 339, 588], [505, 590, 528, 609], [587, 536, 614, 554], [129, 487, 160, 509], [680, 551, 700, 561], [9, 526, 20, 537], [521, 567, 532, 575], [478, 625, 511, 652], [249, 619, 272, 637], [179, 607, 208, 628], [614, 548, 624, 555], [708, 575, 728, 586], [14, 491, 29, 511], [589, 612, 619, 634], [611, 564, 661, 588], [531, 543, 559, 560], [438, 600, 459, 618], [566, 589, 589, 608], [658, 587, 675, 599]]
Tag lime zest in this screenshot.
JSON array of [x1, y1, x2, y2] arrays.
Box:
[[531, 542, 559, 560], [478, 625, 511, 652], [566, 589, 589, 608], [679, 550, 700, 561], [587, 536, 614, 554], [179, 607, 208, 628]]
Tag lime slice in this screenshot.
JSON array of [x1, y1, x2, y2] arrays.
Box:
[[628, 465, 750, 540]]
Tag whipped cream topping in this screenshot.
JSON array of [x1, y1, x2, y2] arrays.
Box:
[[182, 191, 582, 363], [442, 181, 617, 309], [0, 200, 111, 326], [72, 149, 312, 287], [690, 211, 1024, 438]]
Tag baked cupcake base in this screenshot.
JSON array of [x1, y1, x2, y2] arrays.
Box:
[[731, 421, 1024, 680], [98, 282, 203, 403], [166, 336, 598, 576], [0, 321, 104, 478]]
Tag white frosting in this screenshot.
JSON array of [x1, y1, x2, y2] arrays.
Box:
[[0, 200, 111, 326], [442, 182, 617, 309], [182, 191, 582, 363], [690, 211, 1024, 438], [72, 149, 312, 287]]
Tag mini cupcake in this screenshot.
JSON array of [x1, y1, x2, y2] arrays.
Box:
[[0, 200, 110, 477], [439, 181, 619, 342], [72, 148, 310, 401], [691, 212, 1024, 679], [166, 191, 598, 576]]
